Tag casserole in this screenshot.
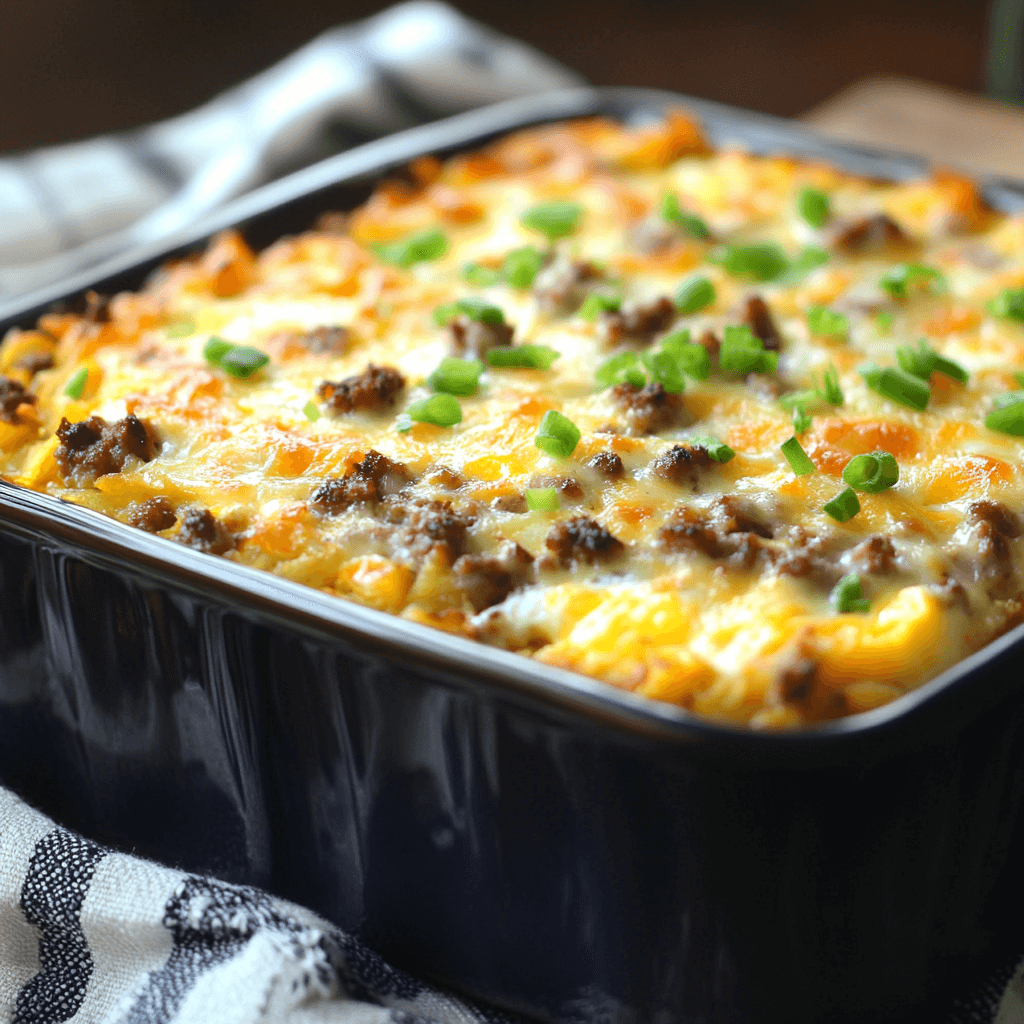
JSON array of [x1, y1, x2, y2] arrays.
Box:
[[2, 87, 1024, 1022]]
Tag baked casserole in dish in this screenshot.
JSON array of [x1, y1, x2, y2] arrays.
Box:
[[3, 107, 1023, 728]]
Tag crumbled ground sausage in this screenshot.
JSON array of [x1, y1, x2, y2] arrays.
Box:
[[454, 541, 535, 611], [299, 326, 350, 355], [600, 297, 676, 346], [697, 330, 720, 359], [848, 535, 898, 576], [611, 381, 685, 435], [650, 444, 714, 489], [743, 295, 782, 351], [15, 353, 53, 376], [530, 475, 585, 500], [317, 364, 405, 415], [545, 515, 624, 566], [534, 259, 602, 316], [587, 451, 625, 478], [830, 214, 910, 255], [54, 414, 158, 487], [386, 498, 474, 562], [491, 493, 528, 513], [770, 647, 846, 720], [958, 500, 1021, 597], [448, 316, 514, 360], [659, 503, 764, 569], [126, 496, 177, 533], [425, 464, 464, 490], [176, 507, 234, 555], [0, 376, 35, 423], [307, 450, 411, 515]]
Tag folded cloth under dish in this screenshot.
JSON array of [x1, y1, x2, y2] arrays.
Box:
[[0, 0, 582, 301]]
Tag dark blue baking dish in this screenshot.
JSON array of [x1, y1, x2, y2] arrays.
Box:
[[2, 87, 1024, 1024]]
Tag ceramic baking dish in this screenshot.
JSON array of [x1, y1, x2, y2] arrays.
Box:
[[2, 87, 1024, 1024]]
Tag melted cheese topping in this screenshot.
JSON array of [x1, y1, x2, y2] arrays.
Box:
[[3, 111, 1024, 729]]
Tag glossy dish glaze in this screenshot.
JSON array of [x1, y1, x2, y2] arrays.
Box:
[[2, 88, 1024, 1024], [4, 110, 1024, 727]]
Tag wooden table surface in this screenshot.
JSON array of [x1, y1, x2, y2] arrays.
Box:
[[800, 75, 1024, 180]]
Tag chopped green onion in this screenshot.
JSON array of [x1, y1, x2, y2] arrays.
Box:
[[642, 350, 685, 394], [675, 275, 716, 314], [1014, 371, 1024, 388], [433, 298, 505, 326], [535, 410, 581, 458], [797, 186, 831, 229], [406, 393, 462, 428], [807, 305, 849, 338], [859, 362, 930, 411], [661, 330, 711, 381], [166, 318, 196, 338], [596, 351, 646, 388], [818, 365, 844, 406], [896, 338, 969, 384], [778, 388, 819, 411], [372, 227, 448, 268], [428, 357, 483, 396], [842, 451, 899, 493], [487, 345, 560, 370], [462, 262, 500, 287], [783, 246, 829, 283], [502, 246, 543, 289], [692, 435, 735, 463], [520, 200, 583, 241], [660, 193, 711, 239], [988, 288, 1024, 323], [219, 346, 270, 379], [875, 310, 895, 334], [985, 392, 1024, 436], [714, 243, 790, 283], [302, 400, 321, 422], [831, 573, 870, 613], [781, 436, 815, 476], [203, 336, 233, 362], [63, 367, 88, 399], [719, 325, 777, 375], [879, 263, 946, 299], [823, 487, 861, 523], [525, 487, 559, 512], [580, 293, 621, 321], [793, 407, 812, 433]]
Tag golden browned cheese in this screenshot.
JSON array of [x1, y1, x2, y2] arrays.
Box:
[[3, 110, 1024, 728]]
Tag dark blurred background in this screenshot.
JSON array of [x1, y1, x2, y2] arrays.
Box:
[[0, 0, 996, 155]]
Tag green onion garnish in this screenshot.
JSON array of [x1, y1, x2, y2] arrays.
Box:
[[166, 318, 196, 338], [219, 346, 270, 379], [793, 407, 812, 433], [783, 246, 829, 283], [642, 350, 685, 394], [405, 393, 462, 428], [580, 293, 621, 321], [988, 288, 1024, 322], [373, 227, 448, 268], [819, 365, 844, 406], [63, 367, 88, 399], [462, 262, 500, 287], [719, 325, 778, 375], [797, 186, 831, 229], [660, 193, 711, 239], [692, 435, 735, 463], [714, 243, 790, 283], [661, 330, 711, 381], [535, 410, 581, 458], [428, 357, 483, 396], [203, 336, 233, 362], [879, 263, 946, 299], [842, 451, 899, 493], [859, 362, 930, 411], [433, 297, 505, 327], [781, 436, 815, 476], [596, 351, 646, 388], [487, 345, 560, 370], [985, 392, 1024, 435], [520, 200, 583, 241], [875, 311, 895, 334], [896, 339, 969, 384], [807, 305, 849, 338], [831, 573, 870, 613], [1014, 371, 1024, 388], [302, 400, 321, 422], [502, 246, 543, 289], [675, 275, 716, 314], [823, 487, 861, 522], [525, 487, 559, 512]]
